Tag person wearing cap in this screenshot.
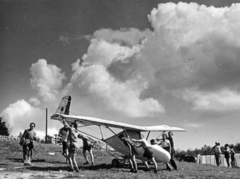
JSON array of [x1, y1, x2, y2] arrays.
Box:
[[212, 142, 221, 166], [20, 122, 36, 166]]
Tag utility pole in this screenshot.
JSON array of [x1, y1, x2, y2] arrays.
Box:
[[45, 108, 48, 143]]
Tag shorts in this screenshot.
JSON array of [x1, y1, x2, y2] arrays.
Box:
[[23, 142, 34, 151], [83, 144, 92, 152], [62, 141, 69, 150], [129, 145, 138, 156], [143, 147, 153, 159], [69, 143, 77, 154]]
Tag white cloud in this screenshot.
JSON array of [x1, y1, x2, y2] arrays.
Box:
[[0, 99, 61, 137], [29, 97, 41, 106], [183, 89, 240, 112], [30, 59, 66, 103], [70, 63, 164, 117], [0, 100, 44, 136]]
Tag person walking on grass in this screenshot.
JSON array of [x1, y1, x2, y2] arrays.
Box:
[[131, 135, 158, 173], [58, 123, 70, 162], [62, 119, 80, 172], [78, 134, 95, 166], [20, 122, 36, 166], [119, 134, 138, 173]]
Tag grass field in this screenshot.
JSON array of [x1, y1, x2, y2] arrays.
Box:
[[0, 139, 240, 179]]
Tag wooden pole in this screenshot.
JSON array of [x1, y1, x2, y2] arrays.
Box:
[[45, 108, 48, 143]]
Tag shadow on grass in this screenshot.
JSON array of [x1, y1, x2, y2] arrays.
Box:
[[26, 163, 129, 172], [7, 158, 46, 163]]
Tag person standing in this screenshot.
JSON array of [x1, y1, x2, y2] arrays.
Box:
[[62, 119, 80, 172], [58, 123, 70, 161], [78, 134, 95, 166], [119, 134, 138, 173], [20, 122, 36, 165], [132, 135, 158, 173], [167, 131, 178, 170], [230, 145, 236, 168], [156, 133, 172, 171], [212, 142, 222, 166], [224, 144, 230, 167]]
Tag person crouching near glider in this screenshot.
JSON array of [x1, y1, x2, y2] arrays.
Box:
[[58, 123, 70, 162], [119, 134, 138, 173], [131, 135, 158, 173], [78, 134, 95, 166], [62, 119, 80, 172]]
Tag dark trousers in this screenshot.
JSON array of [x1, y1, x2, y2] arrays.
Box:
[[215, 153, 220, 166]]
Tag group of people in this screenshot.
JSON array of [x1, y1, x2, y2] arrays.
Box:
[[19, 121, 95, 171], [58, 119, 95, 172], [212, 142, 237, 168], [119, 131, 178, 173], [19, 122, 179, 173]]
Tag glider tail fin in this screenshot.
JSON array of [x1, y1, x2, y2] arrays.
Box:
[[55, 96, 72, 115]]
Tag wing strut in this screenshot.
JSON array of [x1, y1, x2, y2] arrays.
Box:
[[106, 126, 118, 136], [146, 131, 151, 140], [99, 126, 104, 140]]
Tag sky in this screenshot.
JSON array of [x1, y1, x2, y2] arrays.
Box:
[[1, 0, 240, 150]]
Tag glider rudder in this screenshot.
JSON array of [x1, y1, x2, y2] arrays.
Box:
[[55, 96, 72, 115]]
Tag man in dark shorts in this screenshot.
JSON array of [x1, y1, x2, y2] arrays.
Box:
[[119, 134, 138, 173], [167, 131, 177, 169], [132, 135, 158, 173], [62, 119, 80, 172], [20, 122, 36, 166], [59, 124, 70, 161], [78, 134, 95, 165]]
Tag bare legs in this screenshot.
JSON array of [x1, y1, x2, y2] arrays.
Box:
[[68, 153, 80, 172], [83, 149, 95, 165]]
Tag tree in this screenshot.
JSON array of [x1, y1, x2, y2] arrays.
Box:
[[0, 117, 10, 136]]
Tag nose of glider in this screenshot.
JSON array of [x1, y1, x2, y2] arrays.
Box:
[[162, 150, 171, 163], [150, 145, 171, 163]]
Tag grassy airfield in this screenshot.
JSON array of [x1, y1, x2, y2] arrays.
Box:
[[0, 139, 240, 179]]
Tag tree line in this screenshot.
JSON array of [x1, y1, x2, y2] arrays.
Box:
[[175, 143, 240, 159]]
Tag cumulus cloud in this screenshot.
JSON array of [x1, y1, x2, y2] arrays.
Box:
[[4, 2, 240, 137], [183, 89, 240, 111], [69, 63, 164, 117], [30, 59, 66, 103], [142, 2, 240, 112], [0, 99, 61, 138]]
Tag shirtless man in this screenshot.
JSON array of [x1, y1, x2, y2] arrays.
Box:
[[132, 135, 158, 173], [119, 134, 138, 173], [59, 124, 70, 161], [20, 122, 36, 166], [78, 134, 95, 166], [62, 119, 80, 172]]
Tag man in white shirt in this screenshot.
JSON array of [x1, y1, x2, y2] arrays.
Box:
[[212, 142, 222, 166]]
